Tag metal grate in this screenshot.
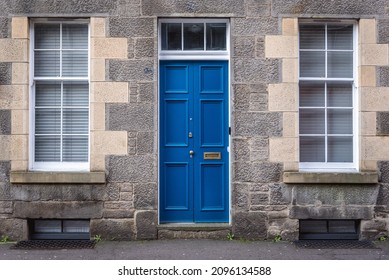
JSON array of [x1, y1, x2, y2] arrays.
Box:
[[10, 240, 96, 250], [294, 240, 377, 249]]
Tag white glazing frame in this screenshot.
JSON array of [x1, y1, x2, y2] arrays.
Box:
[[158, 18, 230, 60], [29, 19, 90, 171], [298, 20, 359, 171]]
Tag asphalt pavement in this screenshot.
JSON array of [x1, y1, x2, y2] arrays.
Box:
[[1, 239, 389, 260]]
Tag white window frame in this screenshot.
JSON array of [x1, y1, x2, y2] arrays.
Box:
[[158, 18, 230, 60], [298, 20, 359, 172], [29, 19, 90, 172]]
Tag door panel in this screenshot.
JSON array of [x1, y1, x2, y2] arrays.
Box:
[[160, 60, 229, 223]]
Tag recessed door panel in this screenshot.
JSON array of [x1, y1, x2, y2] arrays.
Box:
[[164, 100, 188, 146], [199, 163, 225, 211], [164, 65, 189, 93], [200, 100, 224, 147], [164, 163, 189, 210], [200, 65, 224, 94]]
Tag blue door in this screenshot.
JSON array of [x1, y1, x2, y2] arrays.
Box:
[[160, 61, 229, 223]]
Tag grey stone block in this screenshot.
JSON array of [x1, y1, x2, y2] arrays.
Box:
[[235, 112, 282, 137], [90, 218, 135, 241], [107, 155, 156, 183], [0, 218, 26, 241], [134, 183, 157, 209], [135, 37, 155, 59], [247, 3, 271, 17], [103, 209, 135, 219], [137, 131, 154, 154], [250, 192, 269, 205], [272, 0, 387, 16], [249, 93, 268, 112], [377, 112, 389, 135], [201, 0, 245, 15], [377, 184, 389, 205], [107, 103, 154, 131], [378, 66, 389, 87], [116, 0, 141, 17], [235, 162, 282, 183], [106, 183, 120, 201], [0, 161, 10, 183], [378, 19, 389, 44], [290, 205, 374, 219], [13, 201, 104, 219], [232, 183, 249, 211], [233, 17, 278, 36], [109, 17, 154, 37], [256, 36, 265, 58], [138, 83, 154, 103], [0, 17, 9, 38], [109, 59, 154, 82], [233, 58, 279, 84], [233, 84, 250, 111], [0, 63, 11, 85], [142, 0, 203, 15], [233, 36, 255, 58], [0, 183, 11, 200], [0, 110, 11, 134], [233, 138, 250, 161], [378, 162, 389, 183], [135, 210, 157, 240], [269, 183, 291, 205], [293, 185, 379, 205], [250, 137, 269, 161], [233, 211, 267, 240], [0, 201, 12, 214]]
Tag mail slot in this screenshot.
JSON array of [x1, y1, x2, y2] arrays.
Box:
[[203, 152, 221, 160]]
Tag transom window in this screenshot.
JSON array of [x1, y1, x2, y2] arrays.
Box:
[[31, 21, 89, 171], [299, 22, 357, 170]]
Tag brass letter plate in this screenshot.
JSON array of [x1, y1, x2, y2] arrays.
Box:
[[203, 152, 221, 160]]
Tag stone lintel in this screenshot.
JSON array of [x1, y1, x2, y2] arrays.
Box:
[[10, 171, 106, 184], [283, 172, 378, 184]]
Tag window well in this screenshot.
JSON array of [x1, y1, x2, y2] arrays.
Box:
[[30, 219, 90, 240], [299, 219, 359, 240]]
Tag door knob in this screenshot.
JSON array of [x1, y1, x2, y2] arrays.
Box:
[[189, 150, 194, 155]]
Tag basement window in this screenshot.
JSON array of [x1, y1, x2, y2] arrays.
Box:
[[30, 219, 90, 240], [299, 219, 359, 240]]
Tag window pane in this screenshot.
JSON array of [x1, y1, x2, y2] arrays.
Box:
[[328, 25, 353, 50], [35, 24, 60, 49], [35, 109, 61, 134], [300, 136, 325, 162], [62, 24, 88, 49], [328, 109, 353, 134], [206, 23, 226, 50], [63, 136, 88, 162], [328, 51, 353, 78], [35, 136, 61, 161], [299, 81, 325, 107], [63, 109, 89, 134], [299, 24, 325, 49], [34, 220, 62, 233], [63, 220, 90, 233], [299, 109, 325, 134], [327, 82, 353, 107], [35, 82, 61, 107], [63, 82, 89, 107], [161, 23, 182, 50], [34, 51, 60, 77], [62, 50, 88, 77], [300, 51, 325, 78], [328, 136, 353, 162], [184, 23, 204, 50]]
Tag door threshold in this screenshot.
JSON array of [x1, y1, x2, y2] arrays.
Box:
[[158, 223, 231, 231]]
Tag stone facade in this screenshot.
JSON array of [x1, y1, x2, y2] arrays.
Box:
[[0, 0, 388, 241]]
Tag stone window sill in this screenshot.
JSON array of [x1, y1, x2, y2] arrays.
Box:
[[10, 171, 106, 184], [283, 172, 378, 184]]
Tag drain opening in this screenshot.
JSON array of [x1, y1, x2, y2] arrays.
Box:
[[30, 219, 90, 240], [299, 219, 359, 240]]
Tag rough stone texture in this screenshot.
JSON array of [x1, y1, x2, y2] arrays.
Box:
[[290, 206, 374, 220], [360, 219, 388, 240], [107, 155, 156, 183], [235, 162, 282, 183], [232, 183, 249, 211], [377, 184, 389, 205], [135, 210, 157, 240], [233, 36, 255, 58], [135, 37, 154, 59], [137, 131, 154, 154], [138, 83, 154, 103], [378, 161, 389, 183], [269, 183, 292, 205], [0, 219, 26, 241], [0, 161, 10, 183], [0, 17, 9, 38], [235, 112, 282, 137], [0, 63, 11, 85], [292, 185, 379, 205], [0, 183, 11, 201], [378, 66, 389, 87], [133, 183, 157, 209], [116, 0, 141, 17], [233, 212, 267, 240], [13, 201, 104, 219], [109, 59, 154, 82], [233, 17, 278, 36], [107, 103, 153, 131], [378, 18, 389, 44], [233, 58, 279, 83], [377, 112, 389, 135], [90, 218, 135, 241], [109, 17, 154, 38], [272, 0, 387, 15], [233, 138, 250, 162], [158, 229, 230, 239]]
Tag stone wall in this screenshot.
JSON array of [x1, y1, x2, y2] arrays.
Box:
[[0, 0, 389, 241]]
